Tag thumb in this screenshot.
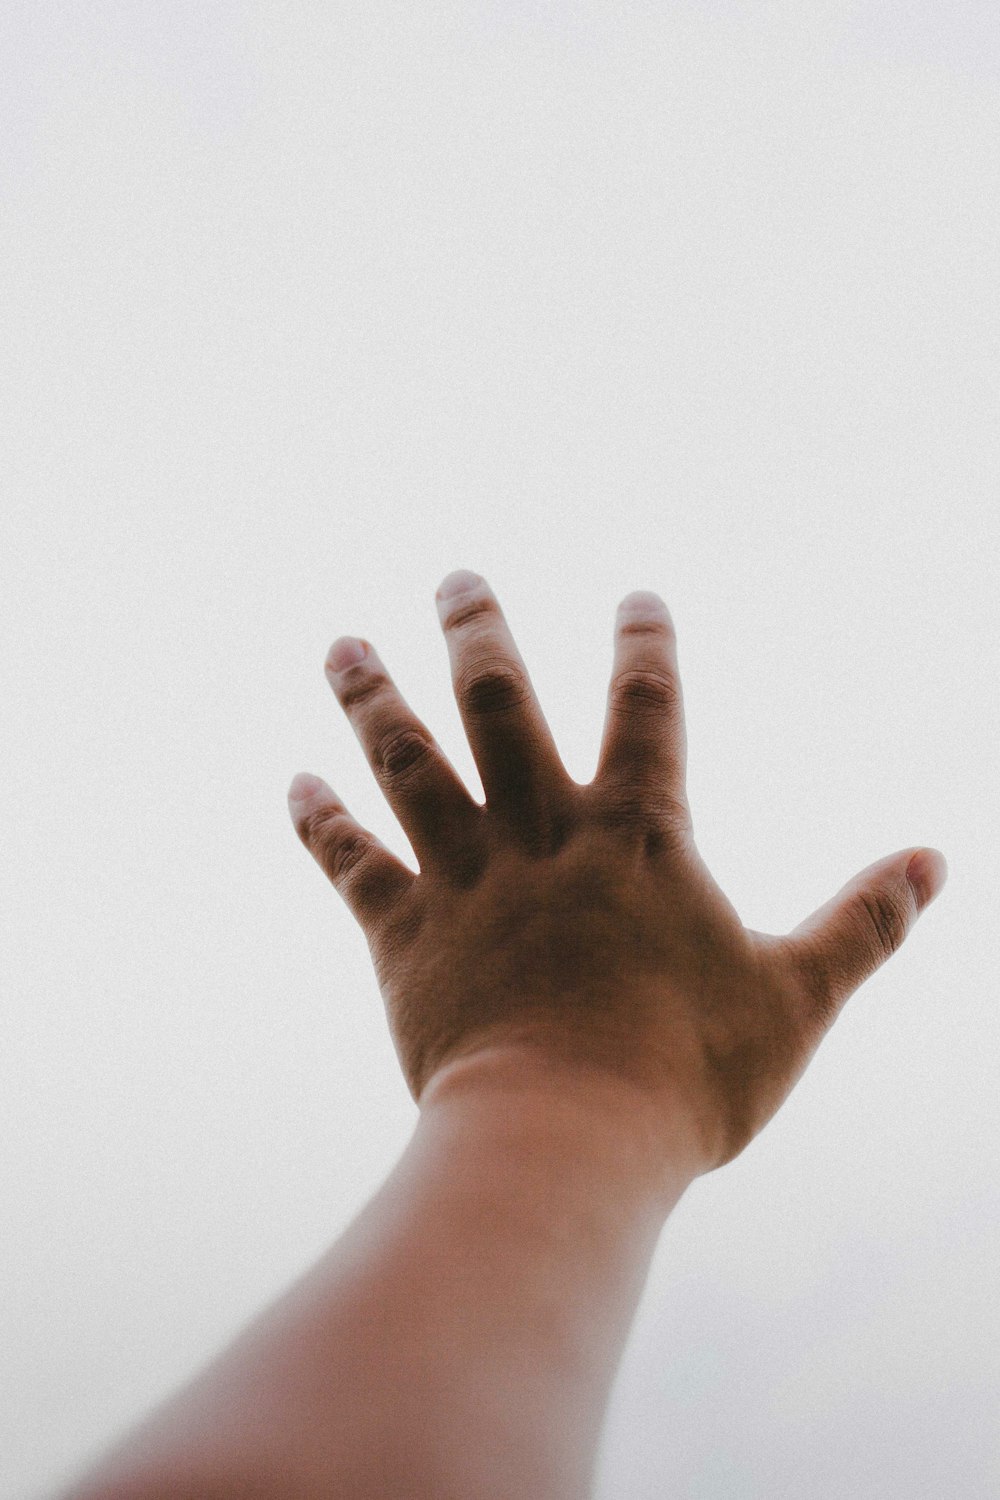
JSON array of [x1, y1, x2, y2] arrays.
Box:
[[781, 847, 948, 1026]]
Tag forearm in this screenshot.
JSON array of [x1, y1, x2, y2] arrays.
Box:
[[66, 1050, 699, 1500]]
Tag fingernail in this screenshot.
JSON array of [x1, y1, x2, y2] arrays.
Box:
[[288, 772, 324, 804], [619, 590, 668, 615], [436, 569, 482, 602], [326, 637, 367, 673], [906, 850, 947, 911]]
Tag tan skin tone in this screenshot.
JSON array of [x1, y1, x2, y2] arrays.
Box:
[[63, 570, 946, 1499], [295, 569, 947, 1180]]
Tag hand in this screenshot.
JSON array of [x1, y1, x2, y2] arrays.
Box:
[[288, 570, 946, 1175]]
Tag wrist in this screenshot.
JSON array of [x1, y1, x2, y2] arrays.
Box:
[[418, 1039, 704, 1217]]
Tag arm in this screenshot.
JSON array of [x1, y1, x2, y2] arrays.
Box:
[[64, 570, 946, 1500], [69, 1053, 694, 1500]]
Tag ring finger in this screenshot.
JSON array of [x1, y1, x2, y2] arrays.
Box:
[[325, 635, 483, 874]]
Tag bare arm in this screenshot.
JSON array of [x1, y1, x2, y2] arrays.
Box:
[[63, 570, 946, 1500], [67, 1055, 694, 1500]]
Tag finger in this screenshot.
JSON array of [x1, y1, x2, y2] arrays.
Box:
[[779, 847, 948, 1028], [287, 772, 416, 930], [434, 571, 573, 839], [593, 591, 691, 832], [324, 635, 483, 876]]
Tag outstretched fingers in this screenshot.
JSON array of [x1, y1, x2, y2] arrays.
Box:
[[593, 591, 691, 835], [288, 773, 416, 931], [777, 846, 948, 1030], [324, 635, 483, 875], [434, 571, 574, 843]]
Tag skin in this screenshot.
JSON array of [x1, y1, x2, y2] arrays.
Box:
[[294, 569, 946, 1176], [62, 570, 946, 1500]]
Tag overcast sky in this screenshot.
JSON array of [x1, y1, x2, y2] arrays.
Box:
[[2, 3, 998, 1496]]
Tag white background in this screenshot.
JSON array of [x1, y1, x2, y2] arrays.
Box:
[[2, 3, 998, 1496]]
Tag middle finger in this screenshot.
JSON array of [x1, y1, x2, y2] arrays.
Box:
[[434, 570, 574, 845]]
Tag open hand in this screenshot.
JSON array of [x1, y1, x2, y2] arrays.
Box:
[[288, 570, 946, 1175]]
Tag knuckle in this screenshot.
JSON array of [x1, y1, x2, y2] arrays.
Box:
[[442, 593, 499, 632], [295, 804, 332, 847], [765, 935, 844, 1035], [610, 666, 680, 716], [618, 611, 675, 642], [301, 807, 369, 884], [375, 724, 435, 780], [457, 658, 531, 716], [649, 798, 693, 849], [858, 887, 909, 961], [603, 788, 651, 829], [771, 936, 849, 1034], [325, 827, 372, 885], [774, 935, 823, 1002], [598, 785, 689, 851], [337, 668, 388, 713], [782, 938, 838, 1030]]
